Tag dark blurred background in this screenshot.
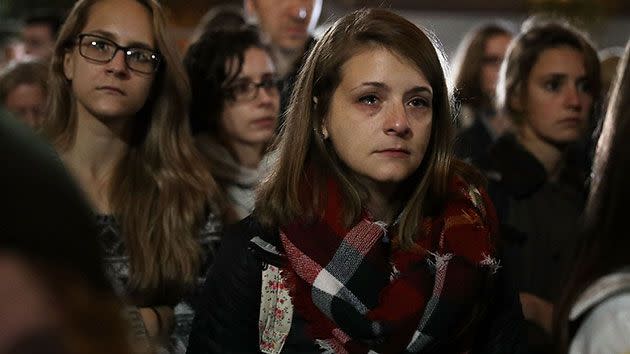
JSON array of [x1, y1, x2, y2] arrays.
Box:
[[1, 0, 629, 58]]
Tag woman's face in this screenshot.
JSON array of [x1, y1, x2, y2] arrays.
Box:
[[220, 47, 279, 148], [516, 46, 593, 146], [4, 83, 47, 129], [324, 47, 433, 193], [63, 0, 156, 123]]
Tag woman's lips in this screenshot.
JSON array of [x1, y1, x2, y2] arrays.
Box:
[[97, 86, 125, 95], [251, 117, 276, 128], [375, 148, 411, 158]]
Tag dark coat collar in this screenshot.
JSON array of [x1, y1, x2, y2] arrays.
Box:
[[478, 134, 547, 198], [478, 134, 588, 199]]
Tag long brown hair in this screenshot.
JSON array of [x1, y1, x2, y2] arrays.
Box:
[[43, 0, 218, 302], [255, 8, 480, 248], [555, 40, 630, 352]]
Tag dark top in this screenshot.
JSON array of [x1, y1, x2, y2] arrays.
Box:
[[97, 213, 222, 353], [455, 111, 495, 163], [476, 134, 586, 302], [186, 216, 323, 354]]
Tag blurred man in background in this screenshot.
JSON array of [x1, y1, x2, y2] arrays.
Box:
[[21, 11, 63, 61], [244, 0, 322, 123]]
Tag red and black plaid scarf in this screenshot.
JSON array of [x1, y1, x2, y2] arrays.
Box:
[[280, 176, 498, 353]]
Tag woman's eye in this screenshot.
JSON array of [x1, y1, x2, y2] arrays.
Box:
[[359, 95, 379, 105], [91, 40, 111, 51], [544, 80, 561, 92], [408, 97, 429, 108], [576, 80, 591, 93], [128, 50, 151, 63]]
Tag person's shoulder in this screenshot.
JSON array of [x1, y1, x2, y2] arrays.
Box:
[[222, 216, 265, 244], [570, 293, 630, 354], [222, 216, 280, 252]]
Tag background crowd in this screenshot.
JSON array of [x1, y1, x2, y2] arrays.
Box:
[[0, 0, 629, 353]]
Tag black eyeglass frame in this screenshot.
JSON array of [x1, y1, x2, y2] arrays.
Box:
[[225, 78, 283, 102], [75, 33, 162, 74]]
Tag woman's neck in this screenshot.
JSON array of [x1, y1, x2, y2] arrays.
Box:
[[517, 129, 565, 182], [364, 181, 401, 224], [61, 111, 131, 212], [226, 139, 265, 169]]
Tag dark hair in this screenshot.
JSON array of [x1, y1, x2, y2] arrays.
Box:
[[188, 5, 245, 44], [555, 39, 630, 351], [184, 26, 268, 135], [496, 17, 601, 124], [452, 21, 514, 110], [23, 10, 65, 38]]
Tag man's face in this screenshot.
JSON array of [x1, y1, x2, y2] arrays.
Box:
[[22, 24, 55, 60], [246, 0, 322, 52]]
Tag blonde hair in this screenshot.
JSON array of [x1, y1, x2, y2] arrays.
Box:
[[256, 8, 480, 248], [43, 0, 218, 302]]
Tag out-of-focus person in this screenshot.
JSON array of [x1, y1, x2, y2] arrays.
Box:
[[21, 10, 64, 61], [244, 0, 322, 124], [0, 22, 23, 70], [0, 60, 48, 129], [478, 16, 601, 353], [452, 21, 515, 162], [0, 111, 140, 354], [185, 27, 279, 224], [556, 40, 630, 354]]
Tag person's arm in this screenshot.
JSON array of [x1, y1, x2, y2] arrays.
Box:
[[186, 221, 262, 354], [138, 306, 174, 339], [519, 292, 553, 333]]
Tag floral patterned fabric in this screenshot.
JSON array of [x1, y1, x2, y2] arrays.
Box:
[[259, 264, 294, 354]]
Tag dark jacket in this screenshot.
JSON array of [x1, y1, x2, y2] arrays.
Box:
[[455, 111, 494, 163], [186, 216, 320, 354], [476, 134, 587, 302]]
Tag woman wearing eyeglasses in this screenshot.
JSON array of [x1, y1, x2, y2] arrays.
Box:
[[185, 26, 280, 224], [42, 0, 222, 352]]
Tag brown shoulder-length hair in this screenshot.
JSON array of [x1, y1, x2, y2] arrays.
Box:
[[255, 8, 480, 248], [42, 0, 218, 303], [554, 40, 630, 352], [496, 17, 601, 125], [451, 21, 514, 110]]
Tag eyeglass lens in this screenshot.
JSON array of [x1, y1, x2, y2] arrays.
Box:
[[78, 34, 159, 74]]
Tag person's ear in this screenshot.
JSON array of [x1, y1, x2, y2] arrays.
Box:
[[63, 50, 75, 81]]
